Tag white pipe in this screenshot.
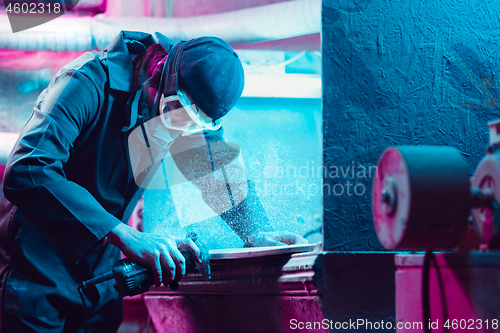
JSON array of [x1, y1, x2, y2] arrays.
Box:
[[76, 0, 105, 8], [0, 0, 320, 52], [0, 132, 19, 166]]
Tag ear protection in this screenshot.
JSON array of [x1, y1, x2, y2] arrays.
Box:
[[152, 32, 189, 117]]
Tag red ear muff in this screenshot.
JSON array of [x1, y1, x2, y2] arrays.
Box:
[[152, 55, 167, 78]]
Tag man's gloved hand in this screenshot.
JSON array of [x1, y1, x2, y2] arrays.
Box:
[[246, 231, 308, 247], [107, 223, 201, 287]]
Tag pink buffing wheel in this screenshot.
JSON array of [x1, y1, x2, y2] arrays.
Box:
[[372, 146, 471, 250], [471, 152, 500, 247]]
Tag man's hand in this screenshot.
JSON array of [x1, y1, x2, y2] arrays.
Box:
[[247, 231, 308, 247], [106, 223, 201, 287]]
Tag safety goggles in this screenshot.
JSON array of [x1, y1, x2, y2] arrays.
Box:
[[159, 90, 222, 136]]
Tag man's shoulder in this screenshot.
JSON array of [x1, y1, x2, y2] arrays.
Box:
[[54, 51, 108, 88]]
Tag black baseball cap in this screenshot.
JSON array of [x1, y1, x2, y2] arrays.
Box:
[[156, 34, 245, 121]]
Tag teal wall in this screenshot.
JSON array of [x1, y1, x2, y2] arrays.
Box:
[[322, 0, 499, 251]]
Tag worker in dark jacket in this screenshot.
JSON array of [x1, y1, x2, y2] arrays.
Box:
[[0, 31, 306, 332]]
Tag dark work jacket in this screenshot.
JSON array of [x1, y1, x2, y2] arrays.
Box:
[[0, 30, 268, 324], [0, 31, 158, 324]]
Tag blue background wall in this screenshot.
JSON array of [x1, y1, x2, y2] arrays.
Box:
[[144, 97, 323, 249], [322, 0, 500, 251]]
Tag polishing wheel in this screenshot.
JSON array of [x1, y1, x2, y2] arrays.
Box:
[[471, 151, 500, 247], [372, 146, 471, 250]]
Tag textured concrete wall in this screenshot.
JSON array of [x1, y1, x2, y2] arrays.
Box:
[[322, 0, 500, 251]]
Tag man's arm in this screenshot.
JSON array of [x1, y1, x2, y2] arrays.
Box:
[[2, 64, 122, 262]]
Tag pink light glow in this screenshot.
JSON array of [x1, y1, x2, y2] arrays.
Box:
[[0, 49, 85, 73]]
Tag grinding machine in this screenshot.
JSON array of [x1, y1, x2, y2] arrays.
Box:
[[373, 119, 500, 332], [373, 119, 500, 251]]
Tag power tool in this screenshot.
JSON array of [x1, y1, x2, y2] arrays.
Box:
[[77, 233, 210, 332], [79, 233, 210, 296]]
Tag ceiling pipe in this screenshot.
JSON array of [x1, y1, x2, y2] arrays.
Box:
[[0, 0, 320, 52]]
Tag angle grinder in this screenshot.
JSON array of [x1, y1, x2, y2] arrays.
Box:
[[79, 233, 210, 297]]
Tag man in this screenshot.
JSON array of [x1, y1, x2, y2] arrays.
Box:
[[0, 31, 306, 332]]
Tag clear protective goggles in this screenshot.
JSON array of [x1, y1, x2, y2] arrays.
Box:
[[159, 90, 221, 136]]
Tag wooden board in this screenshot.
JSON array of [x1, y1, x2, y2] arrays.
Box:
[[208, 243, 322, 260]]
